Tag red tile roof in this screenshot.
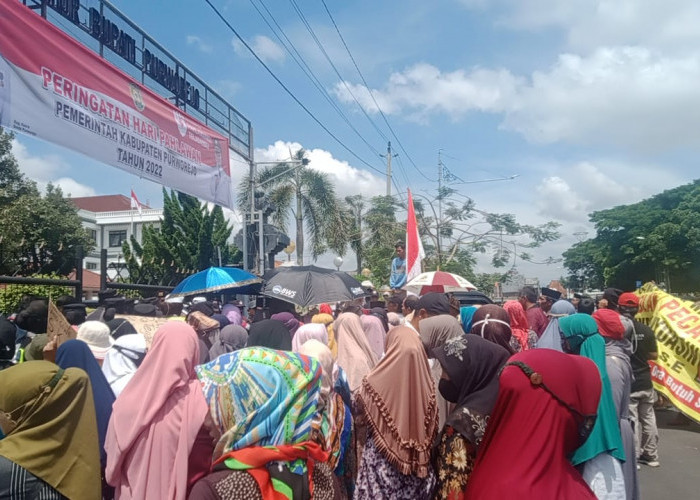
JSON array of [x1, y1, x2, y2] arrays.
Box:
[[68, 268, 102, 290], [70, 194, 150, 212]]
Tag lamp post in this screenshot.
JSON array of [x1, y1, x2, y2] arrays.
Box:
[[333, 256, 343, 271]]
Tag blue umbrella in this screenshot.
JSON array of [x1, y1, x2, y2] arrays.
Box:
[[168, 267, 262, 298]]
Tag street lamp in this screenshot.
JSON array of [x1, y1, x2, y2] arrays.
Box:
[[333, 256, 343, 271]]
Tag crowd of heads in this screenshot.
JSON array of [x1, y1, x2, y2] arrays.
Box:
[[0, 279, 655, 499]]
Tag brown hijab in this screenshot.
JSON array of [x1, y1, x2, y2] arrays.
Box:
[[470, 304, 515, 354], [354, 326, 438, 477], [418, 314, 465, 355]]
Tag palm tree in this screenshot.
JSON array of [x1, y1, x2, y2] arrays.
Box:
[[345, 194, 365, 272], [238, 149, 348, 265]]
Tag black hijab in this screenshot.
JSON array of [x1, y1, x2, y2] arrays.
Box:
[[246, 319, 292, 350], [432, 334, 510, 447], [370, 307, 389, 333]]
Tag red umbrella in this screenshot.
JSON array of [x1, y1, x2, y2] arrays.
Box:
[[404, 271, 476, 295]]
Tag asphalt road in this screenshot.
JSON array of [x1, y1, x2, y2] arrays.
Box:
[[637, 408, 700, 499]]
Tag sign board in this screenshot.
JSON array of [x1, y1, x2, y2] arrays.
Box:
[[0, 1, 247, 208]]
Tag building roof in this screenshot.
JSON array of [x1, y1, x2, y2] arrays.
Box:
[[68, 268, 102, 291], [71, 194, 150, 212]]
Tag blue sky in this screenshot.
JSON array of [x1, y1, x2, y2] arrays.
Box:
[[12, 0, 700, 283]]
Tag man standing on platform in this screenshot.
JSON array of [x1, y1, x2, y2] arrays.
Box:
[[389, 242, 407, 291]]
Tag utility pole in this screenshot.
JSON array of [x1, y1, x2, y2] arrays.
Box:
[[381, 142, 397, 196], [437, 150, 443, 269]]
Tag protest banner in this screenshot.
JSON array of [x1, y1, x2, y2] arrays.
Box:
[[0, 1, 233, 207], [637, 284, 700, 423]]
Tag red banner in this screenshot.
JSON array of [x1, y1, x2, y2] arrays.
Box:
[[0, 1, 233, 207]]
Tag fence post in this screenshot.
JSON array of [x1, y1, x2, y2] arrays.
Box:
[[74, 245, 84, 301], [100, 249, 107, 291]]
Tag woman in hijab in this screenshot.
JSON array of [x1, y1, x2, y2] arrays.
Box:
[[466, 349, 602, 499], [299, 339, 355, 496], [459, 306, 478, 334], [246, 319, 292, 350], [291, 323, 329, 352], [594, 309, 639, 500], [353, 326, 438, 499], [417, 313, 465, 429], [370, 307, 389, 333], [470, 305, 515, 355], [208, 325, 248, 360], [190, 347, 338, 499], [101, 333, 148, 397], [559, 313, 626, 499], [0, 361, 102, 499], [333, 312, 378, 391], [271, 311, 301, 337], [387, 312, 402, 329], [503, 300, 538, 352], [312, 312, 338, 357], [535, 299, 576, 351], [105, 322, 212, 499], [221, 303, 242, 326], [55, 340, 116, 468], [361, 314, 386, 360], [211, 314, 230, 329], [431, 335, 510, 499]]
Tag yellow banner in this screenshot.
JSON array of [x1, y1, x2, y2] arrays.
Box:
[[637, 284, 700, 423]]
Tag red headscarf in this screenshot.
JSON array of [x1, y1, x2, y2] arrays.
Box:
[[503, 300, 530, 352], [466, 349, 601, 500], [319, 303, 333, 315], [592, 309, 625, 340]]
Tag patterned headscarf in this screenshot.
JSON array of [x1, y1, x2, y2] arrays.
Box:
[[196, 347, 322, 460]]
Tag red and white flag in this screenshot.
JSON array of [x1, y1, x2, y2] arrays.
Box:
[[406, 189, 425, 282], [130, 189, 142, 216]]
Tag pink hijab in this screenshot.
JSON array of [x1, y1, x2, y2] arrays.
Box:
[[105, 322, 209, 500], [361, 314, 386, 360], [291, 323, 329, 352], [334, 312, 378, 391]]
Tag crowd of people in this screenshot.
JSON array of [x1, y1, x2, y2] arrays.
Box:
[[0, 283, 660, 499]]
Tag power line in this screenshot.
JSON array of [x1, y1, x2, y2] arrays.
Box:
[[288, 0, 389, 144], [249, 0, 383, 159], [202, 0, 387, 177], [319, 0, 433, 182]]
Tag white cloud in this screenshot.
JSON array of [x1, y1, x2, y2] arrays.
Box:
[[186, 35, 213, 54], [460, 0, 700, 53], [254, 141, 385, 200], [232, 35, 286, 64], [334, 63, 521, 119], [336, 48, 700, 151], [11, 139, 96, 197]]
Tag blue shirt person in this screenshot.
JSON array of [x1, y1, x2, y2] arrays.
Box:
[[390, 243, 407, 290]]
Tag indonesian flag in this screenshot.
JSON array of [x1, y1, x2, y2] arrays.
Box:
[[130, 189, 142, 216], [406, 189, 425, 282]]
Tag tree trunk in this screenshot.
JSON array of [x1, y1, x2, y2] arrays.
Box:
[[295, 174, 304, 265], [355, 214, 362, 272]]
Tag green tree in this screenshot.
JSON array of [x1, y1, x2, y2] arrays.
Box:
[[122, 189, 237, 285], [563, 180, 700, 292], [0, 129, 93, 275], [359, 195, 404, 286], [238, 149, 348, 265]]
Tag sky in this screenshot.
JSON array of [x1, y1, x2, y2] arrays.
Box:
[[9, 0, 700, 283]]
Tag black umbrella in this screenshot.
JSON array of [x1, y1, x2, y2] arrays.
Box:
[[261, 265, 368, 308]]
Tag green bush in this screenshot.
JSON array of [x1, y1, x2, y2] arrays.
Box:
[[0, 274, 73, 314]]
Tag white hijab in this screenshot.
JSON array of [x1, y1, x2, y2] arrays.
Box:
[[101, 333, 147, 397]]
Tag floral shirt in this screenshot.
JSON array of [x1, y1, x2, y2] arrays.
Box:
[[432, 426, 476, 500]]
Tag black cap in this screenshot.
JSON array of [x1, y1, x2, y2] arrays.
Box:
[[603, 288, 623, 307], [62, 303, 87, 311], [540, 287, 562, 302]]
